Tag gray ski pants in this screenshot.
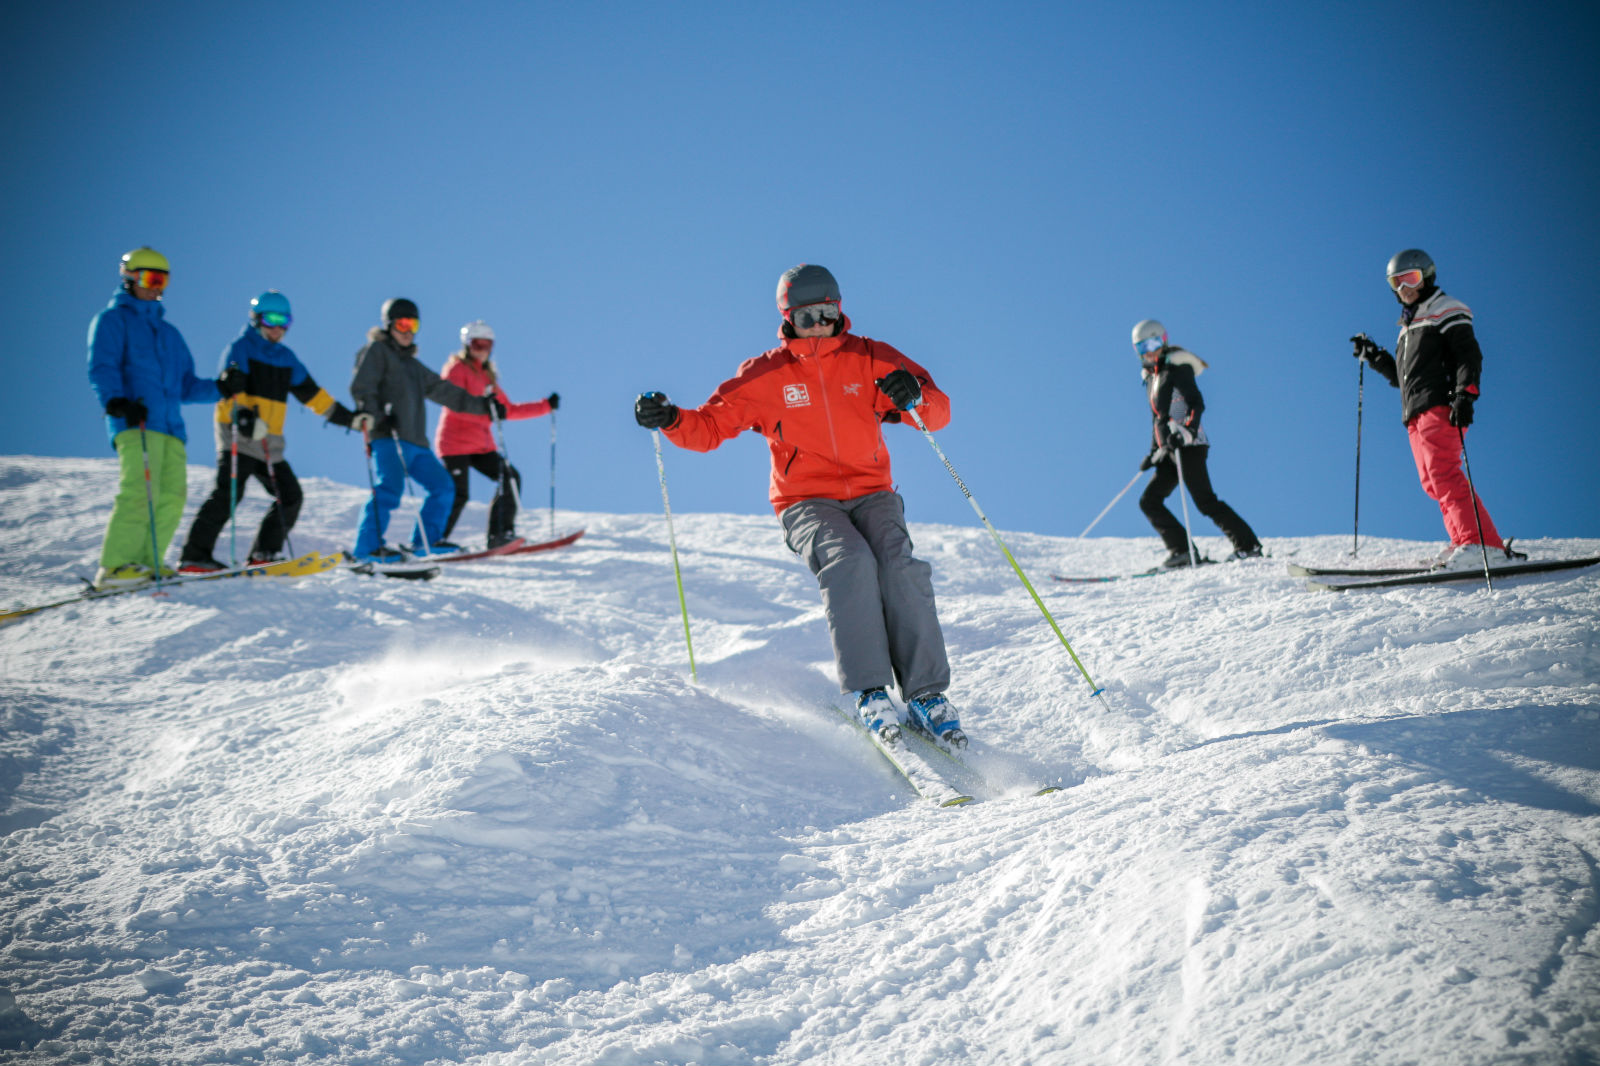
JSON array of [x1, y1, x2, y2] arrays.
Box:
[[781, 491, 950, 701]]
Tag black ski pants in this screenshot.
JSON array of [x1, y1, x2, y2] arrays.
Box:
[[1139, 446, 1259, 555], [441, 452, 520, 542], [182, 453, 302, 562]]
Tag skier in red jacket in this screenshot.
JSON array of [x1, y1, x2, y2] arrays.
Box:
[[634, 264, 965, 747], [434, 320, 558, 549]]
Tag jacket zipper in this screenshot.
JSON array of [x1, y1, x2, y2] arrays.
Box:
[[810, 343, 851, 499]]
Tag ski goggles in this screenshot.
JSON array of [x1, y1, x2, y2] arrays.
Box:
[[389, 317, 420, 333], [789, 302, 841, 330], [257, 311, 291, 328], [468, 337, 494, 350], [1133, 335, 1165, 357], [126, 268, 169, 292], [1387, 269, 1425, 291]]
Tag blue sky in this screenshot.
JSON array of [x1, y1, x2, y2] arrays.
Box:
[[4, 1, 1597, 551]]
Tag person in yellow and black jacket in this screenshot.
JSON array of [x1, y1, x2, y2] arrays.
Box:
[[178, 291, 356, 571]]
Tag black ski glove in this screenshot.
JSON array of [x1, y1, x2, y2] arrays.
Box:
[[1449, 392, 1475, 428], [1350, 334, 1380, 362], [217, 366, 249, 397], [1139, 451, 1158, 471], [546, 391, 560, 410], [875, 368, 922, 410], [635, 391, 679, 429], [326, 402, 355, 428], [486, 394, 508, 420], [105, 397, 148, 425], [233, 405, 269, 441]]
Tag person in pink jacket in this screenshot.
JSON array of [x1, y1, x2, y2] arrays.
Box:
[[433, 320, 558, 548]]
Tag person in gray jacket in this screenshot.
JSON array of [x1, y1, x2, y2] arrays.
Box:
[[348, 298, 504, 561]]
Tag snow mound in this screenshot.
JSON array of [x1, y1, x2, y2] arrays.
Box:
[[0, 455, 1597, 1065]]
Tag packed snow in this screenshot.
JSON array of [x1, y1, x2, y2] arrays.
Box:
[[1, 454, 1597, 1066]]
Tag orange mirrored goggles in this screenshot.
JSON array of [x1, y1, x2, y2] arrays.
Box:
[[1387, 269, 1425, 291], [389, 317, 420, 333], [126, 268, 169, 292]]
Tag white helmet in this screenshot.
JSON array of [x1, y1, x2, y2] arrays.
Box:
[[460, 319, 495, 345], [1131, 319, 1167, 347]]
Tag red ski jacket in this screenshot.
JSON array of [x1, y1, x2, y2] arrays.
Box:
[[663, 321, 950, 514], [433, 354, 552, 457]]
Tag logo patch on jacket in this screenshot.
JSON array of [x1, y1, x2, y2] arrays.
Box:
[[843, 383, 862, 396], [783, 384, 811, 407]]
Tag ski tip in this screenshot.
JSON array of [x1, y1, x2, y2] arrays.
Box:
[[939, 795, 977, 808], [1032, 785, 1063, 796]]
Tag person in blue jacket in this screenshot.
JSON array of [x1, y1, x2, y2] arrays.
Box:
[[86, 247, 244, 588], [177, 290, 358, 571]]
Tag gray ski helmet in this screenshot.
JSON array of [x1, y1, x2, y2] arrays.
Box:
[[776, 264, 841, 319], [382, 297, 420, 325], [1131, 319, 1167, 350], [1385, 248, 1436, 285]]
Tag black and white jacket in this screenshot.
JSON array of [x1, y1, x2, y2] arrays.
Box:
[[1366, 288, 1483, 424], [1143, 347, 1211, 450]]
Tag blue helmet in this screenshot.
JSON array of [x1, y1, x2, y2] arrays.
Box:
[[250, 290, 293, 327]]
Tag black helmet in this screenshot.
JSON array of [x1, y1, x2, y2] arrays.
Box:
[[776, 264, 841, 320], [382, 297, 419, 325], [1385, 249, 1436, 286]]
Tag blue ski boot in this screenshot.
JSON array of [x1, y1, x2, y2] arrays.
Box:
[[908, 693, 967, 749], [855, 687, 901, 742]]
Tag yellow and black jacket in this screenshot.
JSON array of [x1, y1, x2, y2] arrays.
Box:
[[213, 325, 353, 464]]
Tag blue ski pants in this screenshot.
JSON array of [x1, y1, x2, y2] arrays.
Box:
[[355, 438, 456, 556]]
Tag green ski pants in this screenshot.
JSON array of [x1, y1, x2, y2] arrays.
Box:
[[99, 428, 188, 571]]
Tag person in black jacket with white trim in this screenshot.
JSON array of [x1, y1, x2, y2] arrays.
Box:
[[1351, 248, 1523, 570], [1132, 319, 1262, 568]]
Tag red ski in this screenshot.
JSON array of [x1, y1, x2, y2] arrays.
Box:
[[506, 529, 586, 555], [430, 537, 530, 564]]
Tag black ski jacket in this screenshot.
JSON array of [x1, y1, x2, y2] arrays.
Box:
[[1143, 348, 1210, 451], [1366, 288, 1483, 424]]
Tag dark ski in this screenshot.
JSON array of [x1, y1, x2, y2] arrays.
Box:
[[1305, 555, 1600, 591]]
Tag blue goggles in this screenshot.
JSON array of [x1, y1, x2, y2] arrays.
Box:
[[257, 311, 292, 328], [1134, 335, 1165, 357]]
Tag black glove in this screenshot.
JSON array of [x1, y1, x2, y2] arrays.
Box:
[[233, 405, 268, 441], [487, 394, 508, 420], [875, 368, 922, 410], [370, 415, 395, 437], [635, 391, 679, 429], [546, 391, 560, 410], [326, 402, 355, 429], [217, 366, 248, 397], [1139, 451, 1157, 471], [1350, 334, 1380, 362], [105, 397, 148, 425], [1449, 392, 1475, 428]]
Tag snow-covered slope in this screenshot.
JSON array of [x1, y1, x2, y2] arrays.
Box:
[[1, 455, 1597, 1065]]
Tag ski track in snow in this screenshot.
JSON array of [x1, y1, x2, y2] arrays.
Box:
[[0, 455, 1597, 1065]]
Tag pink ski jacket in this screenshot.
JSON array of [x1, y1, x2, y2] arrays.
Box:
[[433, 353, 552, 457]]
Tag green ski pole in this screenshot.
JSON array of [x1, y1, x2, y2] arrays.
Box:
[[652, 430, 696, 681], [138, 422, 164, 591], [905, 406, 1108, 709]]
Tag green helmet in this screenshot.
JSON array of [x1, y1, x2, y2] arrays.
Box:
[[120, 246, 170, 274]]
